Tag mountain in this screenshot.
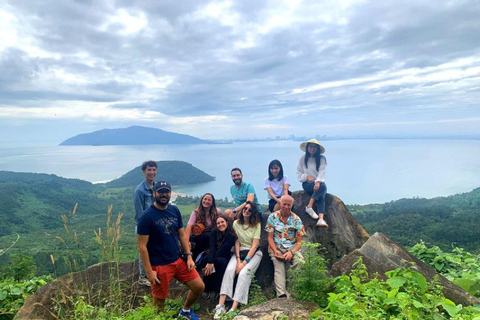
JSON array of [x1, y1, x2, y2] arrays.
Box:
[[60, 126, 208, 146], [104, 160, 215, 188], [0, 171, 106, 237]]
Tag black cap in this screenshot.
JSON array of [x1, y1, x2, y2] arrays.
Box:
[[154, 181, 171, 192]]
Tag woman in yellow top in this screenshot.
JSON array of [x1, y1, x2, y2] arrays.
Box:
[[213, 201, 263, 318]]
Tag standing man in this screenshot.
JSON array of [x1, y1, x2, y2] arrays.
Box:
[[224, 167, 262, 220], [137, 181, 204, 320], [265, 195, 306, 298], [133, 160, 157, 286]]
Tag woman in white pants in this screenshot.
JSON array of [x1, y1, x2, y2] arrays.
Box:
[[214, 201, 263, 318]]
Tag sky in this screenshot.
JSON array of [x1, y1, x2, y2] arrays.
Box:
[[1, 0, 480, 145]]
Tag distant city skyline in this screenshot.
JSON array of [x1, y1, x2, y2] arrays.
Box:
[[1, 1, 480, 146]]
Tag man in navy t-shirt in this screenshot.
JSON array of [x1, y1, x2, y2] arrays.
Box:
[[137, 181, 204, 319]]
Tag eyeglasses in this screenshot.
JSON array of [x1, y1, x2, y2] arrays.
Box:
[[244, 207, 251, 212]]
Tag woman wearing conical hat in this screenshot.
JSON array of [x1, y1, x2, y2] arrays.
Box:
[[296, 139, 328, 228]]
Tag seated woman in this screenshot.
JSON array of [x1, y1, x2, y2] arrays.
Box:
[[186, 193, 223, 261], [197, 215, 236, 300], [214, 201, 263, 318], [264, 159, 291, 212], [296, 138, 328, 228]]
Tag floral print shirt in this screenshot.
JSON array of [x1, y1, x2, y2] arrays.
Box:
[[265, 210, 306, 251]]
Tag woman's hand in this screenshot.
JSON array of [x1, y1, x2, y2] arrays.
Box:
[[307, 175, 316, 182], [235, 260, 246, 274], [313, 181, 321, 192], [204, 263, 214, 276]]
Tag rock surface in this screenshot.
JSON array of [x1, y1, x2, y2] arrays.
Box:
[[234, 298, 320, 320], [330, 232, 480, 306], [16, 192, 478, 320], [256, 191, 369, 287]]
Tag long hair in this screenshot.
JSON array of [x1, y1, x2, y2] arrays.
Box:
[[304, 142, 321, 171], [196, 193, 218, 227], [214, 215, 236, 249], [268, 159, 284, 181], [238, 201, 260, 227]]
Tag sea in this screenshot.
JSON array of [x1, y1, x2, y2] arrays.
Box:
[[0, 139, 479, 205]]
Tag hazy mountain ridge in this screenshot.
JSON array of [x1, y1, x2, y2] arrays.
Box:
[[60, 126, 209, 146]]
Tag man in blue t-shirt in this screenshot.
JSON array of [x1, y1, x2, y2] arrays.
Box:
[[224, 167, 261, 220], [137, 181, 204, 319]]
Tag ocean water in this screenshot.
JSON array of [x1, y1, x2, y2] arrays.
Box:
[[0, 139, 479, 205]]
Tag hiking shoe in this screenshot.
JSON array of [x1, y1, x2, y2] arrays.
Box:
[[179, 308, 200, 320], [305, 207, 318, 219], [213, 304, 226, 319], [210, 291, 219, 301], [137, 277, 151, 286], [316, 218, 328, 228]]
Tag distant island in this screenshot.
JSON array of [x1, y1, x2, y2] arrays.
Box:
[[59, 126, 210, 146], [104, 160, 215, 188]]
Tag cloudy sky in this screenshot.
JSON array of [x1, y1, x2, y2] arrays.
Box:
[[1, 0, 480, 145]]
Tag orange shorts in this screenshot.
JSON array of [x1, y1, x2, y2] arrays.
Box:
[[151, 257, 200, 299]]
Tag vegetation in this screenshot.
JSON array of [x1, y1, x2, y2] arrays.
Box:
[[315, 259, 480, 319], [409, 241, 480, 298], [349, 187, 480, 251]]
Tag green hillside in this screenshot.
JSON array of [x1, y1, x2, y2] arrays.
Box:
[[349, 187, 480, 251], [0, 171, 106, 237], [104, 160, 215, 188]]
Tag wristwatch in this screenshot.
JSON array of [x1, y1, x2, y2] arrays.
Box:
[[186, 252, 193, 256], [233, 209, 237, 215]]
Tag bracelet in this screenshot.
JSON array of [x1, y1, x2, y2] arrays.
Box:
[[245, 257, 251, 263], [233, 209, 237, 215]]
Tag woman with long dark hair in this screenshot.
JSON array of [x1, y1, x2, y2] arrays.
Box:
[[296, 139, 328, 228], [186, 193, 223, 260], [197, 215, 236, 300], [264, 159, 291, 212], [214, 201, 263, 318]]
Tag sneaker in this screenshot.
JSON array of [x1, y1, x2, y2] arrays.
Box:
[[179, 308, 200, 320], [210, 291, 219, 301], [227, 308, 237, 315], [305, 207, 318, 219], [213, 304, 226, 319], [137, 277, 151, 287], [316, 218, 328, 228]]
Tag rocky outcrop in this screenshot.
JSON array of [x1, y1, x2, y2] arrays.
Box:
[[330, 232, 480, 306], [256, 191, 369, 287], [235, 298, 319, 320], [14, 261, 186, 320], [16, 192, 479, 320]]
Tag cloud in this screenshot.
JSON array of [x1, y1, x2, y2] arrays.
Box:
[[0, 0, 480, 143]]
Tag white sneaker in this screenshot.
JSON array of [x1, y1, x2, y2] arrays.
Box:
[[214, 304, 226, 319], [305, 207, 318, 219], [316, 218, 328, 228], [138, 277, 151, 286]]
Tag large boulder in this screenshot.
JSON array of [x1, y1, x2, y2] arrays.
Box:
[[330, 232, 480, 306], [234, 298, 320, 320], [256, 191, 369, 287], [14, 261, 185, 320]]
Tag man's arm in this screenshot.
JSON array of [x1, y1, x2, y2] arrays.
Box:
[[178, 228, 194, 271], [267, 231, 282, 258], [136, 234, 159, 284], [133, 189, 144, 223], [284, 234, 303, 262]]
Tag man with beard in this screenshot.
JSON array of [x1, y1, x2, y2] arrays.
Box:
[[137, 181, 204, 320], [224, 167, 261, 220], [133, 160, 157, 286]]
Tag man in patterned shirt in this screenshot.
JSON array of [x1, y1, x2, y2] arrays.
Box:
[[265, 194, 305, 298]]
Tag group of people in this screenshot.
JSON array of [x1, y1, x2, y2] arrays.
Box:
[[133, 138, 328, 320]]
